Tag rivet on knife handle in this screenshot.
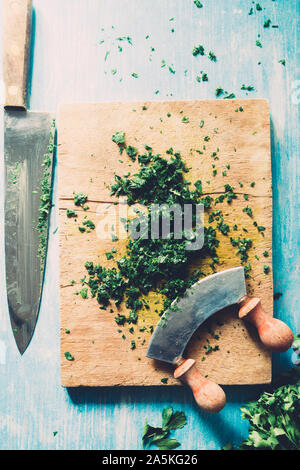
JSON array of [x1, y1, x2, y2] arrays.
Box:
[[3, 0, 32, 109], [174, 358, 226, 413], [239, 297, 294, 352]]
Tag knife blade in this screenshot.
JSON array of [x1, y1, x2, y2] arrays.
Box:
[[146, 267, 247, 364], [4, 110, 55, 353], [3, 0, 55, 353]]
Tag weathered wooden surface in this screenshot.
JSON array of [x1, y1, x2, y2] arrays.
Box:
[[0, 0, 298, 450], [59, 99, 272, 387]]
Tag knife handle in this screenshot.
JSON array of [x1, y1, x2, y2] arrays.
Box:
[[174, 358, 226, 413], [3, 0, 32, 109], [239, 297, 293, 353]]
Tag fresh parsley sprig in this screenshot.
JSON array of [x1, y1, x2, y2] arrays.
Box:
[[142, 407, 187, 450]]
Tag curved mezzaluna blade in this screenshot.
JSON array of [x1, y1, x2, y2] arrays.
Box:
[[146, 267, 246, 364], [4, 110, 55, 354]]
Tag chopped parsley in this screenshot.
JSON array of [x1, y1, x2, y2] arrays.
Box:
[[192, 45, 205, 56], [74, 192, 88, 207], [224, 93, 236, 99], [263, 265, 270, 274], [66, 209, 77, 218], [80, 288, 88, 299], [215, 87, 224, 97], [208, 51, 217, 62], [126, 145, 138, 161], [241, 84, 255, 91], [82, 220, 95, 230], [193, 0, 203, 8], [243, 206, 253, 217], [36, 119, 55, 272], [64, 352, 74, 361], [112, 131, 125, 145], [82, 140, 222, 322]]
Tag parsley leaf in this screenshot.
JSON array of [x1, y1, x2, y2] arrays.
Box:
[[112, 131, 125, 145], [193, 0, 203, 8], [239, 368, 300, 450], [142, 407, 187, 450]]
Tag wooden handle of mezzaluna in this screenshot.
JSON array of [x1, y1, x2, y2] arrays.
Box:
[[3, 0, 32, 108], [239, 297, 294, 353], [174, 358, 226, 413]]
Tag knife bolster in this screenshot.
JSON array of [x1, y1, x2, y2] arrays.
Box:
[[173, 358, 195, 378]]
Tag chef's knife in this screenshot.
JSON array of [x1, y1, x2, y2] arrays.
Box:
[[3, 0, 55, 353]]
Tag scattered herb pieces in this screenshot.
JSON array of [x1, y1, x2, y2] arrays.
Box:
[[274, 292, 283, 300], [66, 209, 77, 218], [82, 219, 95, 230], [36, 120, 55, 272], [192, 45, 205, 56], [241, 84, 255, 91], [80, 288, 88, 299], [215, 87, 224, 97], [74, 193, 88, 207], [223, 93, 236, 99], [243, 206, 253, 217], [263, 265, 270, 274], [9, 162, 21, 184], [126, 145, 138, 161], [112, 131, 125, 146], [64, 352, 74, 361], [194, 0, 203, 8], [83, 140, 222, 323], [208, 51, 217, 62], [196, 71, 208, 82]]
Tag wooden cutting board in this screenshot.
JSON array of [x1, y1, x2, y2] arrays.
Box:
[[58, 99, 273, 387]]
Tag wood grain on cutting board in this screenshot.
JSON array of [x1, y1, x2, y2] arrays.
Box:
[[58, 99, 272, 386]]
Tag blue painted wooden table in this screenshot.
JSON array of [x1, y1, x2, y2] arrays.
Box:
[[0, 0, 299, 450]]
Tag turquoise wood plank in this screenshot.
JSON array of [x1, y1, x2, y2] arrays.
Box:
[[0, 0, 299, 450]]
